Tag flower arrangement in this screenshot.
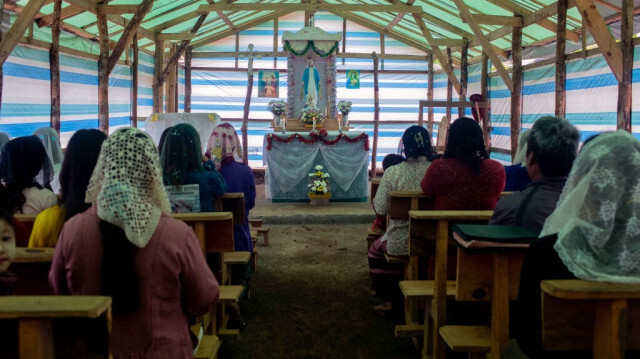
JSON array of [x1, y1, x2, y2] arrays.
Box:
[[267, 100, 286, 116], [307, 165, 331, 195], [300, 105, 325, 125], [337, 100, 352, 115]]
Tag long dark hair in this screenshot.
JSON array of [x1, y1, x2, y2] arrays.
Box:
[[443, 117, 489, 175], [160, 123, 204, 185], [60, 129, 107, 221], [401, 125, 435, 161], [0, 136, 53, 213], [99, 221, 138, 316]]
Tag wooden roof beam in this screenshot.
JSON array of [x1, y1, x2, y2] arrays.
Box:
[[64, 0, 155, 41], [106, 0, 153, 75], [0, 0, 48, 66], [99, 5, 140, 14], [575, 0, 623, 82], [463, 14, 522, 27], [384, 0, 414, 31], [37, 4, 83, 27], [156, 14, 207, 87], [196, 3, 423, 13], [191, 10, 290, 49], [157, 32, 198, 41], [594, 0, 621, 12], [453, 0, 513, 92], [412, 14, 460, 94]]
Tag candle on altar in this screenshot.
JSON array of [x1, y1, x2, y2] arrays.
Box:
[[282, 117, 286, 134], [312, 117, 317, 131]]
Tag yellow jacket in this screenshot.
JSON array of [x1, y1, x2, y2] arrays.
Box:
[[28, 205, 65, 248]]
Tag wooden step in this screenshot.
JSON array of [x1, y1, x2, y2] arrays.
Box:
[[384, 253, 409, 264], [399, 280, 456, 298], [219, 286, 244, 304], [224, 251, 251, 265], [439, 325, 491, 352], [395, 324, 424, 337], [217, 328, 240, 340], [249, 218, 263, 227], [194, 335, 221, 359]]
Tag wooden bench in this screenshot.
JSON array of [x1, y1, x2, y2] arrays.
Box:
[[439, 247, 526, 357], [0, 296, 112, 359], [215, 193, 253, 276], [249, 218, 270, 247], [370, 177, 381, 203], [11, 247, 55, 295], [405, 210, 493, 359], [541, 279, 640, 359], [14, 214, 37, 248]]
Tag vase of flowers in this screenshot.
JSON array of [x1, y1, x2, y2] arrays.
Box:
[[337, 100, 352, 127], [267, 100, 286, 126], [308, 165, 331, 205], [300, 106, 325, 129]]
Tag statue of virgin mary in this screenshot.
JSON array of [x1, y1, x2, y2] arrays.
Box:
[[301, 58, 320, 107]]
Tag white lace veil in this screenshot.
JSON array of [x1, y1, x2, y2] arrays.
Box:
[[33, 127, 64, 173], [512, 129, 530, 166], [540, 130, 640, 283], [85, 128, 171, 248]]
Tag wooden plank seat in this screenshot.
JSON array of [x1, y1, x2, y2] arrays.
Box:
[[0, 296, 112, 359], [223, 251, 251, 265], [407, 210, 493, 359], [541, 279, 640, 359], [384, 252, 409, 264], [11, 247, 55, 295], [366, 227, 383, 251], [194, 335, 221, 359], [248, 217, 270, 247], [438, 248, 526, 357]]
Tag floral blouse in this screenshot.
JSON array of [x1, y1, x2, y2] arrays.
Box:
[[373, 157, 431, 256]]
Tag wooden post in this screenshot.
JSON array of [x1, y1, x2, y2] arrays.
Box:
[[371, 52, 380, 177], [510, 18, 523, 162], [555, 0, 567, 117], [49, 0, 61, 133], [342, 18, 346, 65], [0, 0, 4, 116], [235, 33, 239, 69], [97, 2, 109, 133], [458, 41, 468, 117], [273, 19, 278, 68], [153, 39, 164, 113], [185, 46, 192, 113], [241, 45, 258, 166], [105, 0, 153, 75], [481, 51, 491, 151], [165, 45, 177, 113], [617, 0, 632, 132], [427, 52, 434, 134], [131, 32, 138, 127], [445, 48, 452, 121]]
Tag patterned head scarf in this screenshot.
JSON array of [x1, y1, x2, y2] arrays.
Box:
[[540, 130, 640, 283], [512, 129, 530, 166], [206, 123, 243, 170], [33, 127, 64, 173], [400, 125, 433, 160], [85, 128, 171, 248]]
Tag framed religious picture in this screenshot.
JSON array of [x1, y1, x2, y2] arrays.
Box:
[[346, 70, 360, 89], [258, 70, 279, 98]]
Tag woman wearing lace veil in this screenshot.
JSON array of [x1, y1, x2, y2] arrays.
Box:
[[508, 130, 640, 359], [33, 127, 64, 193], [49, 128, 219, 357]]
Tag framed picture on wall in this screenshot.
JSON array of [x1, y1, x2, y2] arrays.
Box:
[[258, 70, 279, 98], [346, 70, 360, 89]]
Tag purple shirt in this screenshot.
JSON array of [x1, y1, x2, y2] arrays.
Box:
[[49, 207, 219, 358], [219, 160, 256, 252]]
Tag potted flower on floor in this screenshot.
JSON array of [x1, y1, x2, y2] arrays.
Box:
[[307, 165, 331, 205]]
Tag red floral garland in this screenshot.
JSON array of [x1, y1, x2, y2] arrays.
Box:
[[266, 131, 370, 151]]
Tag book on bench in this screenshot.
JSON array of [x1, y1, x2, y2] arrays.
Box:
[[451, 224, 537, 250]]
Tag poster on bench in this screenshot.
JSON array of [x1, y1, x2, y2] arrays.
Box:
[[165, 184, 201, 213]]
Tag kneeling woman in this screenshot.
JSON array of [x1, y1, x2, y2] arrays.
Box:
[[49, 128, 219, 357], [368, 126, 435, 314]]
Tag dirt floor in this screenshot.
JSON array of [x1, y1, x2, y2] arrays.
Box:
[[218, 223, 420, 359]]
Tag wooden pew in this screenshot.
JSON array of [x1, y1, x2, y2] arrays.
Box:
[[14, 214, 37, 248], [214, 193, 252, 276], [541, 279, 640, 359], [0, 296, 112, 359], [370, 177, 381, 203], [402, 210, 493, 359], [439, 247, 527, 358], [11, 247, 55, 295]]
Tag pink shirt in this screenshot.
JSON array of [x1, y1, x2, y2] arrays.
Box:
[[49, 207, 219, 358]]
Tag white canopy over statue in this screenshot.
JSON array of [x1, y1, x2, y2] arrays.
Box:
[[282, 27, 342, 120]]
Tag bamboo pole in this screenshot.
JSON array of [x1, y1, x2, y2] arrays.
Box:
[[446, 48, 452, 121], [185, 46, 192, 113], [510, 17, 523, 162], [617, 0, 632, 132], [49, 0, 61, 133], [241, 47, 256, 166], [152, 39, 164, 113], [555, 0, 567, 117], [273, 18, 278, 68], [481, 51, 491, 150], [427, 52, 434, 134], [165, 45, 177, 113], [131, 32, 138, 127], [458, 41, 468, 117], [371, 52, 380, 177], [97, 2, 109, 133]]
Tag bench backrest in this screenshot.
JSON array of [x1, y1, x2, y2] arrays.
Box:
[[171, 212, 234, 253], [10, 247, 55, 295], [370, 177, 381, 203], [389, 191, 432, 220], [214, 193, 245, 226], [454, 249, 525, 302], [541, 279, 640, 351], [14, 214, 38, 247]]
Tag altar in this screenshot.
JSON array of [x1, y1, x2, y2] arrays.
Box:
[[263, 131, 369, 202], [144, 112, 221, 149]]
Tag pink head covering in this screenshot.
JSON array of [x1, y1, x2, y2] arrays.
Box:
[[206, 123, 243, 170]]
